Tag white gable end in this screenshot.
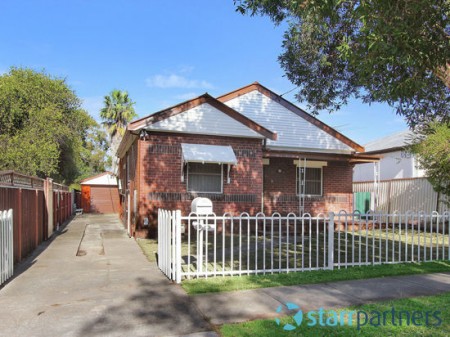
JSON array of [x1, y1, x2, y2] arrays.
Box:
[[224, 90, 354, 153], [81, 173, 117, 186], [146, 103, 263, 139]]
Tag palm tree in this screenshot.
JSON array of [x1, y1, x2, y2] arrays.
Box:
[[100, 90, 137, 172]]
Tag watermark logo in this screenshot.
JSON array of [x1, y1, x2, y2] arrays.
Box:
[[274, 302, 442, 331], [275, 303, 303, 331]]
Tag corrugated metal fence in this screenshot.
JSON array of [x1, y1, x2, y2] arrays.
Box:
[[353, 178, 449, 214], [0, 209, 14, 286], [0, 171, 73, 264]]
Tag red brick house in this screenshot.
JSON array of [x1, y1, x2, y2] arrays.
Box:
[[117, 82, 374, 238]]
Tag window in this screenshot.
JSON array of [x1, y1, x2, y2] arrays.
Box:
[[297, 167, 323, 196], [187, 163, 223, 193]]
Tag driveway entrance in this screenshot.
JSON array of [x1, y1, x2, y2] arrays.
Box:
[[0, 214, 212, 337]]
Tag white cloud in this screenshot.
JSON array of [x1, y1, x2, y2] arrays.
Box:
[[146, 74, 214, 89], [178, 65, 194, 74], [174, 92, 199, 100]]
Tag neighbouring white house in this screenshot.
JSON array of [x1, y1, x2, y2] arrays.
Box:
[[353, 130, 425, 182]]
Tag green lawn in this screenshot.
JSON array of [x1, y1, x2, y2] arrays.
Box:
[[220, 292, 450, 337], [182, 260, 450, 294], [136, 238, 158, 262], [135, 237, 450, 296]]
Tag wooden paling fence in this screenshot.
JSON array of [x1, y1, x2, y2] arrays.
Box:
[[0, 171, 72, 264], [353, 178, 450, 214]]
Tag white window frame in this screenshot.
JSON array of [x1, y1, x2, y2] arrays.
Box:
[[187, 162, 223, 194], [297, 167, 323, 197]]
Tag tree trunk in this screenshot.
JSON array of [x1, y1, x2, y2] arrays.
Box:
[[110, 135, 122, 175]]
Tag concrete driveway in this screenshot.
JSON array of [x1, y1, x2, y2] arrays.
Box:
[[0, 214, 213, 337]]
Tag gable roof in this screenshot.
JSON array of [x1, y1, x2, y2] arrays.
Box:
[[118, 82, 365, 158], [217, 82, 364, 153], [127, 93, 277, 140], [364, 130, 413, 154], [80, 172, 117, 185]]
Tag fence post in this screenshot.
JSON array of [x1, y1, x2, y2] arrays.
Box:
[[35, 190, 39, 247], [8, 209, 13, 282], [44, 178, 54, 237], [157, 209, 160, 269], [328, 212, 335, 270], [175, 210, 182, 284], [17, 188, 22, 263]]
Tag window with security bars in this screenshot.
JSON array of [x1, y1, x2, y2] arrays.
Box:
[[187, 163, 223, 193], [297, 167, 323, 196]]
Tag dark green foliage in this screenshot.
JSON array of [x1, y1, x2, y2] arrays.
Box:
[[0, 67, 109, 184], [235, 0, 450, 126], [100, 89, 137, 159], [410, 122, 450, 205]]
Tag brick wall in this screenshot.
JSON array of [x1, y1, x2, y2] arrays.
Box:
[[136, 132, 263, 237], [123, 131, 355, 238], [263, 158, 353, 215]]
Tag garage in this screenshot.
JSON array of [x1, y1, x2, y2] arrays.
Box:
[[81, 172, 120, 214]]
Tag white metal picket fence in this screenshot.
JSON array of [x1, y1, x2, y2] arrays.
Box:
[[1, 209, 14, 286], [157, 210, 450, 283]]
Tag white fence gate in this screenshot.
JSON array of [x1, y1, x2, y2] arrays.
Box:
[[157, 210, 450, 283], [1, 209, 14, 286]]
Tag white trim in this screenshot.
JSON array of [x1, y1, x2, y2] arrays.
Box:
[[146, 128, 265, 139], [267, 145, 353, 154]]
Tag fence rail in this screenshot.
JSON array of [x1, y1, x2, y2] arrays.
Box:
[[0, 171, 45, 190], [1, 209, 14, 286], [157, 210, 450, 283]]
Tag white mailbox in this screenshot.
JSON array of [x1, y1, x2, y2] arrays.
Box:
[[191, 197, 215, 233], [191, 197, 213, 215]]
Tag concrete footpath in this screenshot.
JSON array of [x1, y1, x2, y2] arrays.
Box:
[[192, 272, 450, 325], [0, 214, 214, 337]]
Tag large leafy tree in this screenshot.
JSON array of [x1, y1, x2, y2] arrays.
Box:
[[410, 122, 450, 208], [79, 122, 112, 178], [100, 90, 137, 170], [235, 0, 450, 126], [0, 67, 95, 183]]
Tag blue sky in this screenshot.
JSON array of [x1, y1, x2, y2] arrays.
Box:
[[0, 0, 408, 145]]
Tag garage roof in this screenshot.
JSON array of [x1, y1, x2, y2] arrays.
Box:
[[80, 172, 117, 186]]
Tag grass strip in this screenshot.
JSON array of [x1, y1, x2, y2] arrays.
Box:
[[137, 238, 158, 262], [220, 292, 450, 337], [182, 260, 450, 295]]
